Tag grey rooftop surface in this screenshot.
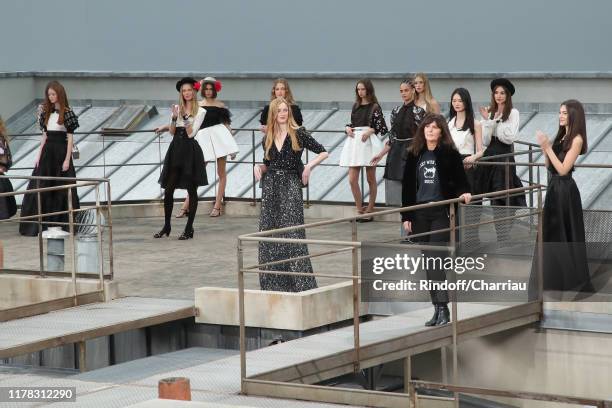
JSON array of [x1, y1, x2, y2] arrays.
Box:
[[5, 100, 612, 209]]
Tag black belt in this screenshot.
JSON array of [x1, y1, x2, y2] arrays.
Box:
[[267, 168, 299, 175]]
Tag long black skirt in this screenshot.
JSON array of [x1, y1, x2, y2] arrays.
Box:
[[474, 137, 526, 207], [0, 177, 17, 220], [258, 169, 317, 292], [542, 174, 593, 292], [19, 131, 80, 236], [158, 128, 208, 189]]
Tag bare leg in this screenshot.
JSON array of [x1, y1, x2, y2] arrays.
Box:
[[365, 166, 377, 213], [215, 157, 227, 209], [348, 167, 363, 212]]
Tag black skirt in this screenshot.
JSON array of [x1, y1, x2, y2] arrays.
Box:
[[542, 174, 593, 292], [158, 128, 208, 189], [19, 131, 80, 236], [383, 138, 410, 181], [474, 137, 526, 206], [0, 177, 17, 220]]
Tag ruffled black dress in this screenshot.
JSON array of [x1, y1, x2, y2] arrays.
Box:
[[158, 127, 208, 189]]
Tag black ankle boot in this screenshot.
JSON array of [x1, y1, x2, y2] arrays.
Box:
[[425, 305, 440, 327], [435, 305, 450, 325], [178, 228, 194, 240], [154, 225, 171, 238]]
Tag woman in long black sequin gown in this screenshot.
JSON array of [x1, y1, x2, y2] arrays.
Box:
[[253, 97, 328, 292]]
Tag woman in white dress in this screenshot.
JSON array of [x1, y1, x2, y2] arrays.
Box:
[[340, 79, 388, 221]]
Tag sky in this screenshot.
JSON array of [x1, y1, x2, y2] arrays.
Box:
[[1, 0, 609, 73]]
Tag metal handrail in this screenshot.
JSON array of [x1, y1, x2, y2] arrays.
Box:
[[236, 183, 546, 406], [0, 175, 114, 298]]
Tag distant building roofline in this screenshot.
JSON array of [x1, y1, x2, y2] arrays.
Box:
[[3, 71, 612, 80]]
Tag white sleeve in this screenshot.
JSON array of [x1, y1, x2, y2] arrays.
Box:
[[188, 108, 206, 138], [481, 119, 495, 146], [496, 109, 520, 144]]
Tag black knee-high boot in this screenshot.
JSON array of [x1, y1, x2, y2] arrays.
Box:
[[179, 186, 197, 240], [154, 187, 174, 238]]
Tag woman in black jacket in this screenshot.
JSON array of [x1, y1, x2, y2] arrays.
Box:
[[402, 113, 472, 326]]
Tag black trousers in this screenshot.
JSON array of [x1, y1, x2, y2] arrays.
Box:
[[411, 206, 450, 305]]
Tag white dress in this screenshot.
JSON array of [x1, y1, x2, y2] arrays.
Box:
[[339, 127, 384, 167], [194, 106, 239, 162]]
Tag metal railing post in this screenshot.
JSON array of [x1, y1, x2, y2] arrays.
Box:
[[238, 238, 246, 393], [251, 130, 257, 207], [351, 219, 360, 373], [36, 181, 44, 277], [449, 203, 459, 408], [95, 185, 104, 291], [505, 157, 511, 206], [106, 182, 115, 281], [68, 187, 77, 306]]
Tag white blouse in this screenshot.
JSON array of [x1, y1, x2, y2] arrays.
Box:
[[449, 117, 479, 155], [45, 112, 67, 132], [173, 106, 206, 138], [481, 108, 520, 146]]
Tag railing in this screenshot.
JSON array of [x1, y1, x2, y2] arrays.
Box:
[[235, 183, 578, 407], [11, 127, 611, 207], [0, 174, 113, 317]]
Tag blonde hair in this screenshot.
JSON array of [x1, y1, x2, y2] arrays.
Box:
[[414, 72, 436, 112], [269, 78, 295, 104], [264, 97, 301, 160], [0, 116, 7, 143], [178, 83, 199, 118]]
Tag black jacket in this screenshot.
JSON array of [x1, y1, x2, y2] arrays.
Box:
[[401, 144, 470, 222]]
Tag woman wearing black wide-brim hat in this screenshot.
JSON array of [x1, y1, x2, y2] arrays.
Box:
[[154, 77, 207, 240], [474, 78, 526, 242]]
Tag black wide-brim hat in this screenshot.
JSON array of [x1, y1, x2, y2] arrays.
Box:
[[176, 77, 198, 92], [490, 78, 515, 96]]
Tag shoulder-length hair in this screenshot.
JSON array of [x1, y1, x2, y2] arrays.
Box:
[[414, 72, 436, 112], [264, 97, 301, 160], [489, 85, 513, 122], [179, 83, 199, 118], [408, 113, 456, 155], [42, 81, 70, 127], [448, 87, 475, 135], [353, 78, 379, 109], [555, 99, 587, 154], [269, 78, 296, 105], [0, 116, 8, 144]]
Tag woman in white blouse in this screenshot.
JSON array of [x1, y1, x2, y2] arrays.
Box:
[[448, 87, 483, 189], [475, 78, 526, 241]]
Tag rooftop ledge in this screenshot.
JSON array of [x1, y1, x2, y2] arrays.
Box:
[[3, 71, 612, 80]]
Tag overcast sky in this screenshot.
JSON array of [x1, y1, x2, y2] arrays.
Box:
[[1, 0, 609, 73]]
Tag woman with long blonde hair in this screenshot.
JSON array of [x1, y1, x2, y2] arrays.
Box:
[[0, 117, 17, 220], [154, 77, 207, 240], [413, 73, 441, 114], [253, 97, 328, 291], [19, 81, 80, 236], [259, 78, 303, 132]]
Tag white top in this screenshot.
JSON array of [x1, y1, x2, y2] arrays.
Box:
[[481, 108, 520, 146], [173, 106, 206, 137], [449, 116, 478, 155], [45, 112, 67, 132]]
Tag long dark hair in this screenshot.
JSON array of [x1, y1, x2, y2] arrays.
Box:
[[555, 99, 587, 154], [449, 88, 475, 135], [42, 81, 70, 126], [409, 113, 456, 155], [353, 78, 379, 109], [489, 85, 513, 122]]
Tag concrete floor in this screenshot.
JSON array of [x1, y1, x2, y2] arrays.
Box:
[[0, 211, 402, 300]]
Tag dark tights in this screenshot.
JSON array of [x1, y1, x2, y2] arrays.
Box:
[[163, 171, 198, 231]]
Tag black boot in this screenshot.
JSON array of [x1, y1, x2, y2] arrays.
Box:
[[425, 305, 440, 327], [435, 304, 450, 325]]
